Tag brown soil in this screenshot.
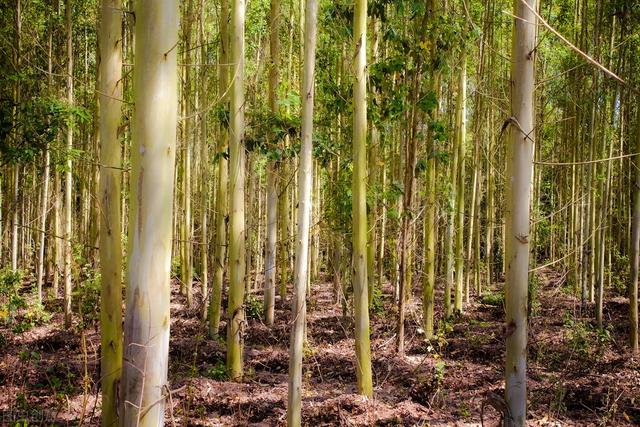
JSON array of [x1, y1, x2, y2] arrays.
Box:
[[1, 268, 639, 426]]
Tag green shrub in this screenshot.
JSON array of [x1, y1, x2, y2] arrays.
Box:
[[74, 265, 101, 326], [12, 303, 51, 333], [480, 291, 504, 307], [204, 360, 227, 380], [370, 284, 384, 315], [245, 294, 263, 320], [0, 268, 25, 323]]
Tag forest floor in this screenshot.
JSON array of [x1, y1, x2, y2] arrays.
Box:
[[1, 268, 639, 426]]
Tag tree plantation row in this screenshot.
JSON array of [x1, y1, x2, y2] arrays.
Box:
[[1, 0, 639, 425]]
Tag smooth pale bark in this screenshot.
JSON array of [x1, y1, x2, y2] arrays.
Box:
[[504, 0, 537, 424], [351, 0, 373, 397], [227, 0, 246, 381], [278, 164, 290, 302], [10, 1, 21, 273], [181, 0, 194, 307], [264, 163, 277, 325], [63, 0, 74, 328], [199, 3, 209, 319], [11, 166, 19, 272], [36, 150, 51, 303], [630, 108, 640, 354], [444, 125, 458, 318], [454, 51, 467, 313], [287, 0, 318, 422], [120, 1, 178, 424], [264, 0, 281, 326], [209, 0, 229, 338], [97, 1, 123, 424], [53, 169, 61, 296]]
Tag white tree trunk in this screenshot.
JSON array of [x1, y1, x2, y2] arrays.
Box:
[[63, 0, 74, 328], [121, 1, 179, 424], [504, 0, 537, 424], [287, 0, 318, 423]]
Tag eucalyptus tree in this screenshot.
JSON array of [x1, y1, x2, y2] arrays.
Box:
[[630, 108, 640, 354], [63, 0, 74, 328], [351, 0, 373, 397], [120, 0, 179, 424], [98, 0, 123, 423], [287, 0, 319, 422], [181, 0, 195, 308], [264, 0, 281, 326], [209, 0, 230, 338], [422, 0, 441, 340], [504, 0, 537, 423], [226, 0, 247, 381], [454, 49, 467, 313]]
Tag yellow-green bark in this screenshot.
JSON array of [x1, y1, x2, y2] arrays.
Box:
[[351, 0, 373, 397], [226, 0, 246, 381]]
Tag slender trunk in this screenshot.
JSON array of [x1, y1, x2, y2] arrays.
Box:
[[209, 0, 230, 338], [98, 0, 123, 423], [226, 0, 246, 381], [10, 0, 21, 273], [630, 108, 640, 354], [63, 0, 74, 328], [11, 166, 19, 272], [53, 169, 61, 297], [181, 0, 194, 307], [287, 0, 318, 422], [454, 51, 467, 313], [504, 0, 537, 424], [351, 0, 373, 397], [199, 2, 209, 319], [264, 0, 279, 325], [120, 1, 178, 424]]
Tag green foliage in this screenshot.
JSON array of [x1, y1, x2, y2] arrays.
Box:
[[244, 294, 263, 320], [245, 106, 300, 157], [12, 304, 51, 334], [562, 314, 613, 360], [0, 268, 48, 332], [0, 96, 89, 165], [43, 362, 76, 397], [370, 284, 384, 315], [0, 268, 25, 324], [74, 265, 101, 327], [171, 257, 182, 279], [205, 360, 227, 381], [479, 290, 504, 308]]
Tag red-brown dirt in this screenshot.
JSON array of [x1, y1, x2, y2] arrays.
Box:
[[1, 268, 639, 426]]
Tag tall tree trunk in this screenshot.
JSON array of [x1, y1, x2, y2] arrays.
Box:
[[63, 0, 74, 328], [422, 0, 440, 338], [504, 0, 537, 424], [120, 1, 178, 424], [287, 0, 318, 422], [199, 0, 209, 319], [36, 150, 51, 303], [454, 50, 467, 313], [209, 0, 230, 338], [227, 0, 246, 381], [630, 108, 640, 354], [264, 0, 281, 326], [181, 0, 194, 307], [98, 0, 123, 424], [351, 0, 373, 397]]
